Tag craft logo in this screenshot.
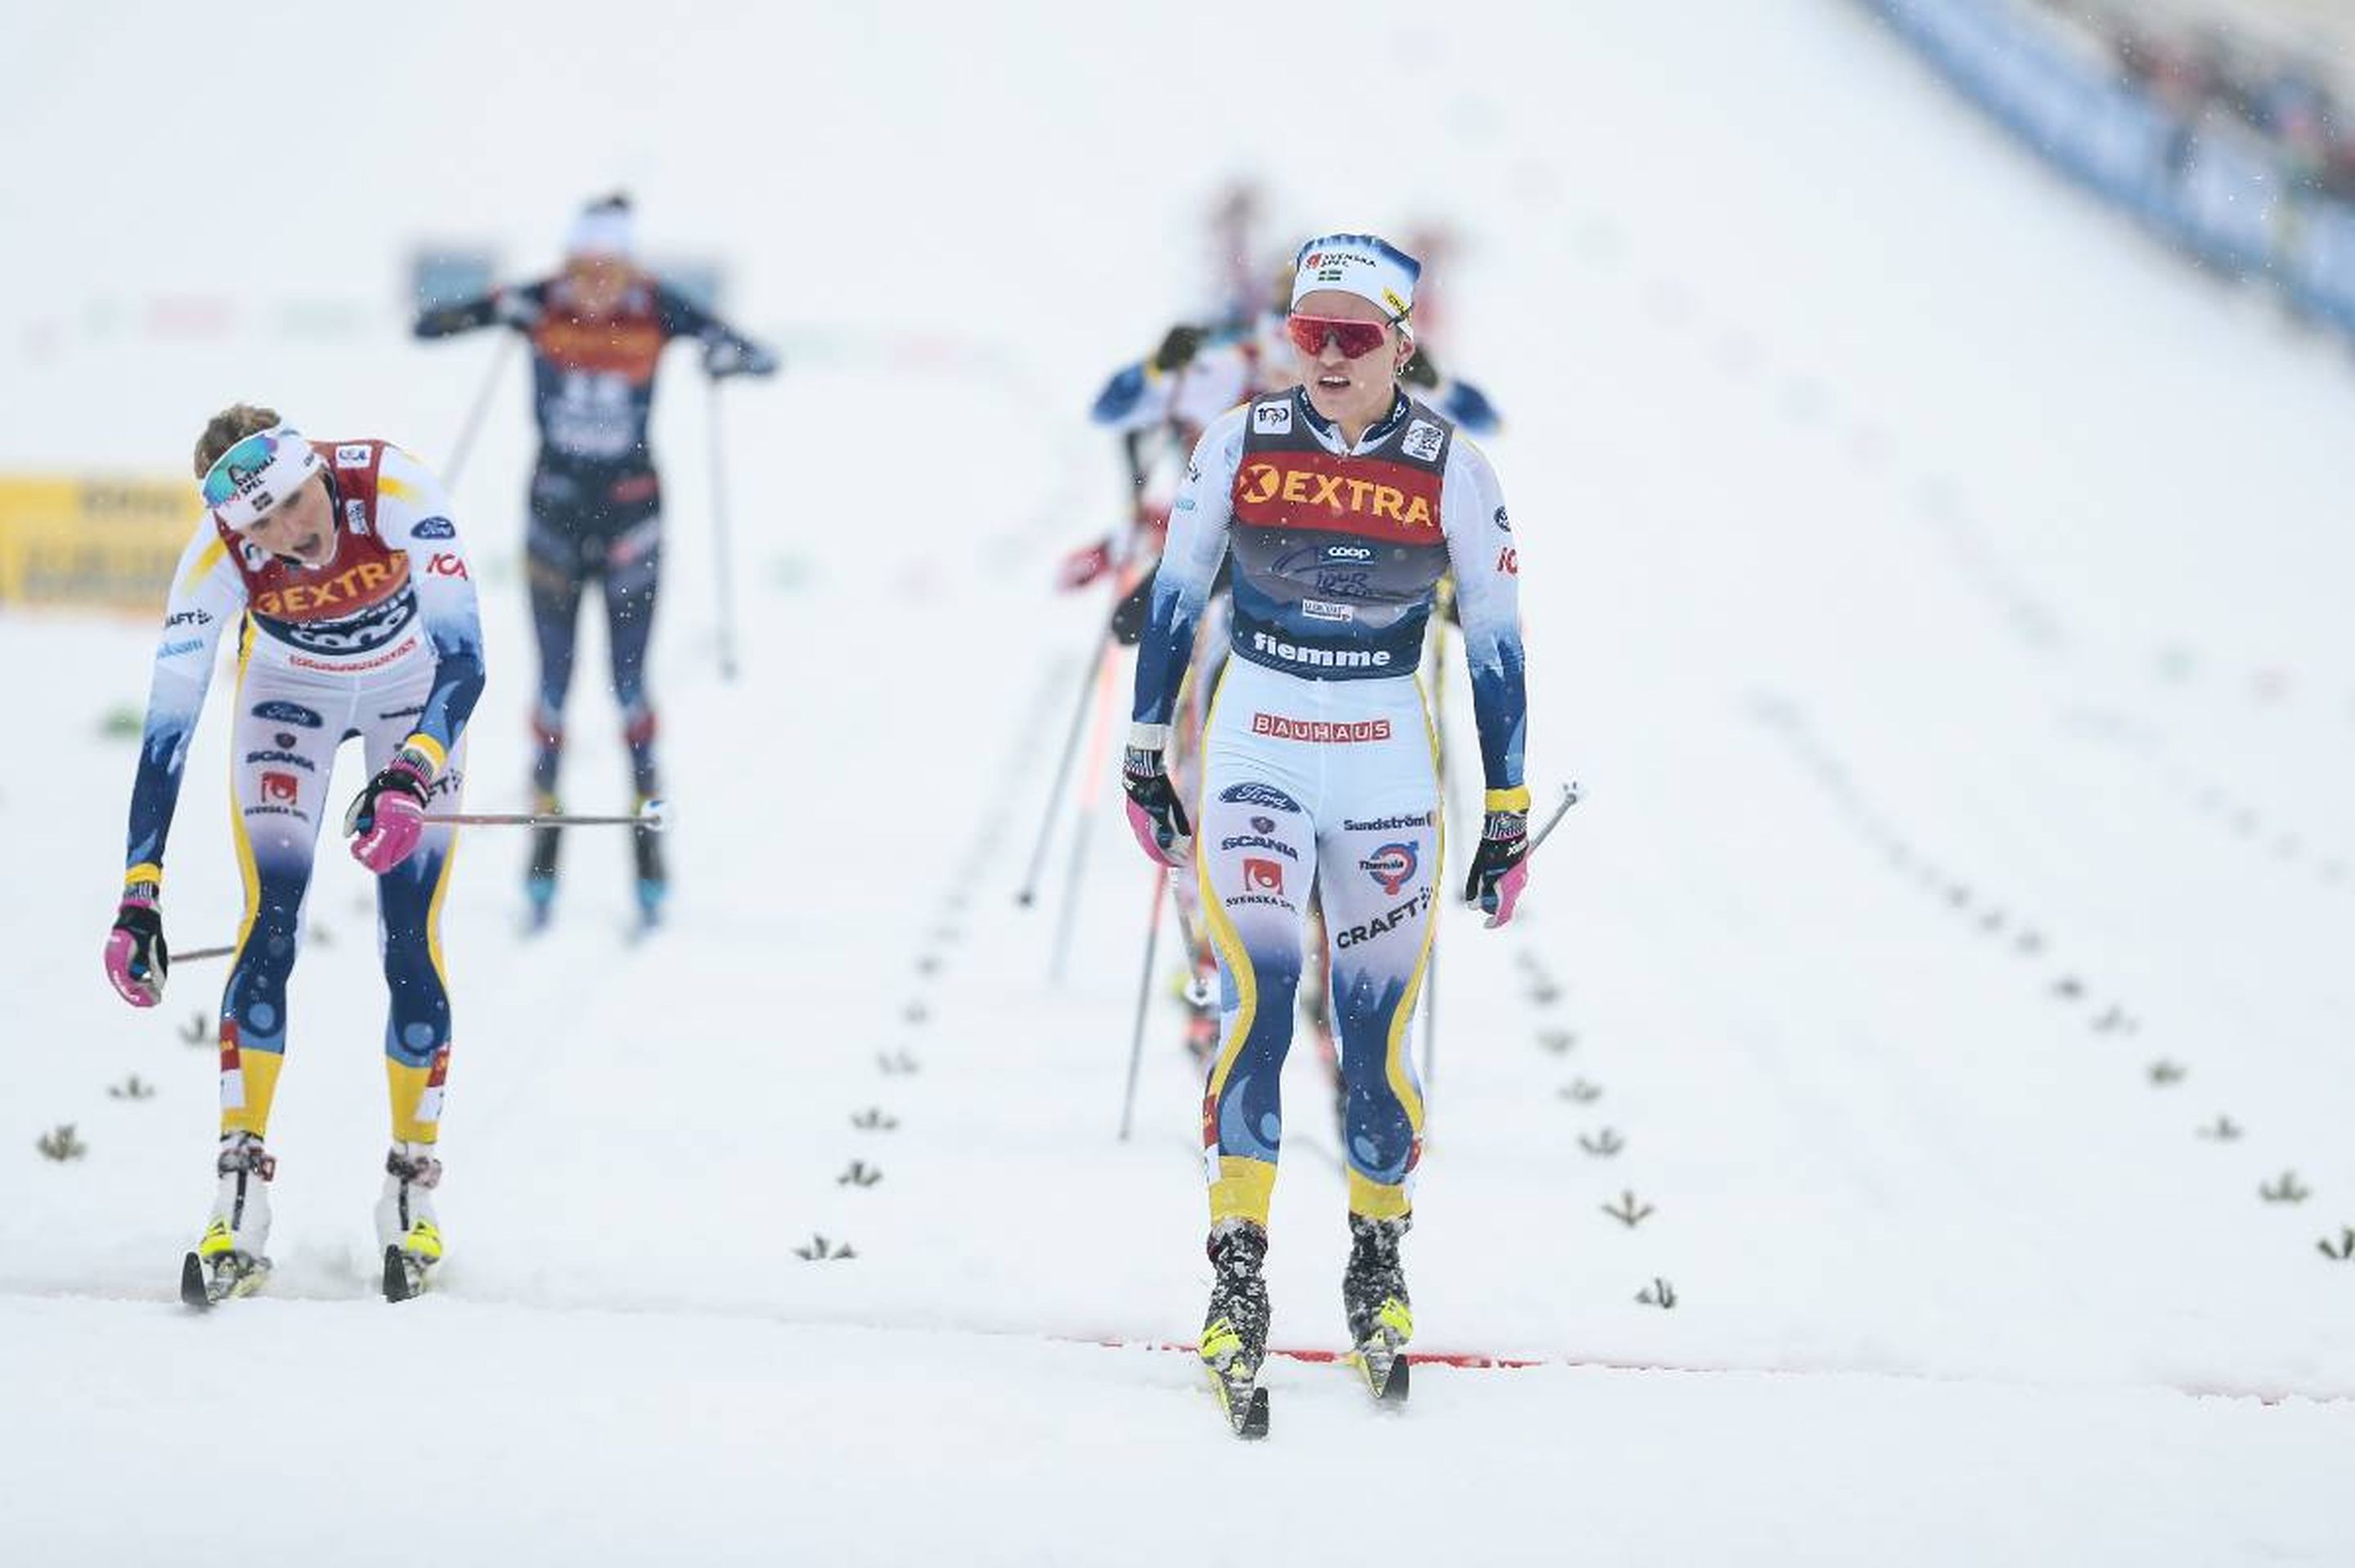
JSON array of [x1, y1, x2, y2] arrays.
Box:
[[1335, 888, 1435, 950], [1244, 858, 1285, 895], [1361, 842, 1418, 896], [335, 443, 374, 469], [1236, 463, 1435, 528], [1253, 401, 1293, 435], [1252, 713, 1393, 743], [261, 771, 299, 804]]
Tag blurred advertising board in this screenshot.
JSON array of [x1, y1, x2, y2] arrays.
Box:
[[0, 476, 194, 612]]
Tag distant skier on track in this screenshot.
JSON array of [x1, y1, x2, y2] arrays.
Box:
[[102, 405, 487, 1306], [1122, 233, 1533, 1433], [412, 192, 776, 930]]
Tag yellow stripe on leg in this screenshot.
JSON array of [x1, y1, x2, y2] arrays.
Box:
[[1210, 1157, 1278, 1228], [1348, 1168, 1414, 1221], [222, 1048, 282, 1139], [388, 1047, 451, 1147]]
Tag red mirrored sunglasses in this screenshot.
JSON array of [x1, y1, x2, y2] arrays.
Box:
[[1285, 314, 1390, 359]]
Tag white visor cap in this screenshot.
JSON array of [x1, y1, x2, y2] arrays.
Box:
[[1290, 233, 1421, 323]]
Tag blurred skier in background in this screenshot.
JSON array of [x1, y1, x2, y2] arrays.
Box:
[[103, 405, 486, 1306], [1122, 232, 1533, 1431], [412, 193, 777, 930]]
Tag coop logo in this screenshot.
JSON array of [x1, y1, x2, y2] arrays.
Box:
[[1251, 712, 1393, 742], [1235, 463, 1435, 529], [1243, 858, 1285, 895], [1360, 842, 1418, 896]]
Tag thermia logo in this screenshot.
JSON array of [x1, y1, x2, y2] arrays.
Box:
[[1360, 842, 1419, 896]]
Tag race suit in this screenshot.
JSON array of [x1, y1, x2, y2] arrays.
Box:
[[1134, 388, 1527, 1227], [123, 441, 484, 1145], [415, 272, 765, 804]]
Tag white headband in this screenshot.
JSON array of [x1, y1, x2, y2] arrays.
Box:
[[1291, 232, 1422, 323], [567, 204, 635, 260], [201, 425, 322, 531]]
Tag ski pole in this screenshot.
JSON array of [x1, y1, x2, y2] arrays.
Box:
[[1118, 866, 1171, 1141], [442, 335, 516, 489], [1527, 782, 1582, 858], [1049, 641, 1122, 983], [171, 802, 673, 967], [1422, 603, 1452, 1092], [706, 375, 741, 683], [1014, 625, 1112, 907]]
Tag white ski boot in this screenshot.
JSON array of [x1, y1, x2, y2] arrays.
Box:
[[181, 1133, 275, 1308], [375, 1142, 443, 1302]]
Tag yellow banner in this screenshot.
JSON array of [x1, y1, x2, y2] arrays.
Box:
[[0, 476, 196, 612]]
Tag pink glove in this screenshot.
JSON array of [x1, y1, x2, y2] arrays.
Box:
[[346, 752, 434, 873], [105, 894, 168, 1007], [1058, 539, 1112, 592]]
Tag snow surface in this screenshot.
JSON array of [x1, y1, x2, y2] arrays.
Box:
[[6, 1, 2355, 1562]]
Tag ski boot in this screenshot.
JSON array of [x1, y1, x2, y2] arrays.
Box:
[[1343, 1211, 1414, 1404], [1201, 1219, 1272, 1438], [181, 1133, 275, 1308], [631, 796, 666, 931], [524, 791, 562, 931], [375, 1142, 444, 1303]]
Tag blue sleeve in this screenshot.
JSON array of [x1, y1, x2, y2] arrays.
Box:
[[123, 526, 245, 882], [1131, 409, 1244, 728], [1440, 440, 1527, 793], [377, 450, 484, 765], [1438, 379, 1503, 437]]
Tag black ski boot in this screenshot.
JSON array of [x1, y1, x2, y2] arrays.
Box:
[[1343, 1211, 1414, 1403], [1201, 1220, 1272, 1437], [632, 801, 666, 930], [525, 793, 562, 930]]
